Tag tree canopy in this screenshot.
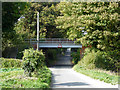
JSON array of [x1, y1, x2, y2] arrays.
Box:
[[2, 2, 120, 70], [2, 2, 30, 51], [56, 2, 120, 51], [56, 2, 120, 70], [14, 2, 61, 41]]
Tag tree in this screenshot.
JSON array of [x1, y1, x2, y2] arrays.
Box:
[[56, 2, 84, 40], [56, 2, 119, 50], [56, 2, 120, 71], [14, 2, 61, 40], [2, 2, 30, 52], [40, 4, 62, 38]]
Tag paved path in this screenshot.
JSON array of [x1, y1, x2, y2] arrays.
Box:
[[49, 50, 118, 88], [55, 51, 72, 66]]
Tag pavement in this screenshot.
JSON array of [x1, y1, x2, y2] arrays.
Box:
[[49, 50, 118, 89], [55, 51, 72, 66]]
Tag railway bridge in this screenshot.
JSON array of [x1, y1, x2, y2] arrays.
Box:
[[26, 38, 82, 49]]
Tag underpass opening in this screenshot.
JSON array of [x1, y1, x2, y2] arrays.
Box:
[[26, 38, 82, 67]]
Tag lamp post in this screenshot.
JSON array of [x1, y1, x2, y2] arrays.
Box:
[[37, 12, 39, 50]]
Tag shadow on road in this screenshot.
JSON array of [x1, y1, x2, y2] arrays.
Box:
[[54, 82, 89, 86]]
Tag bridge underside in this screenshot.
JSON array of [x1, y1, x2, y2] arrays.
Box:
[[28, 38, 82, 48], [38, 43, 82, 48]]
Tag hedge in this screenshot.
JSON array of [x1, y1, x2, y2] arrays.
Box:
[[0, 58, 22, 68]]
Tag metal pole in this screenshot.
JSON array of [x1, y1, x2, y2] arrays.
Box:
[[37, 12, 39, 50]]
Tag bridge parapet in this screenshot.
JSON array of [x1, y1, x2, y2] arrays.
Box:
[[26, 38, 75, 43], [25, 38, 82, 48]]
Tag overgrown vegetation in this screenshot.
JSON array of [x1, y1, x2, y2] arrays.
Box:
[[0, 49, 52, 88], [72, 48, 119, 85], [0, 58, 22, 68], [2, 2, 30, 52], [78, 48, 119, 71], [22, 48, 45, 77], [56, 2, 120, 72], [0, 67, 51, 88], [0, 68, 22, 73], [73, 65, 119, 85], [2, 2, 120, 87]]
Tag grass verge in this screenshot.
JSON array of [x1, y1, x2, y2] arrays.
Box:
[[73, 64, 119, 85], [0, 67, 51, 88]]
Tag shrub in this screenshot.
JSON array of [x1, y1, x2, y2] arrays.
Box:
[[102, 52, 119, 71], [0, 58, 22, 68], [78, 48, 107, 69], [78, 48, 119, 71], [22, 48, 45, 77]]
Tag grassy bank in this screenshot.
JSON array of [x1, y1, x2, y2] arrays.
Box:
[[73, 64, 119, 85], [0, 67, 51, 88]]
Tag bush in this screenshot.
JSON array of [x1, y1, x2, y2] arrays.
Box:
[[78, 48, 107, 69], [0, 58, 22, 68], [22, 48, 45, 77], [78, 48, 119, 71], [102, 52, 119, 71]]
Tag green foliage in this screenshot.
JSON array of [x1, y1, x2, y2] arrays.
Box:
[[78, 2, 120, 69], [47, 49, 57, 60], [14, 2, 61, 40], [0, 67, 51, 88], [2, 2, 30, 52], [2, 2, 29, 33], [0, 68, 22, 73], [71, 49, 80, 64], [78, 48, 107, 69], [102, 52, 120, 72], [22, 48, 45, 77], [56, 2, 119, 50], [56, 2, 120, 71], [0, 58, 22, 68], [78, 48, 119, 71], [73, 65, 119, 85], [35, 66, 52, 85]]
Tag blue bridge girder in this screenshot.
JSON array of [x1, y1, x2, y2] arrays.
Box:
[[26, 38, 82, 48]]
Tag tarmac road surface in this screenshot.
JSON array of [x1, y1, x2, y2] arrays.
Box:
[[49, 50, 118, 89]]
